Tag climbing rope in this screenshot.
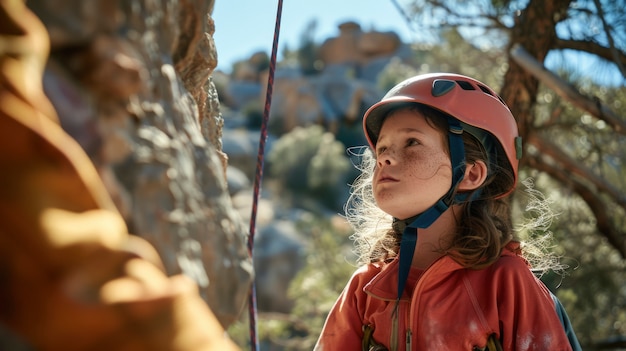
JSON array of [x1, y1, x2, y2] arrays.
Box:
[[247, 0, 283, 350]]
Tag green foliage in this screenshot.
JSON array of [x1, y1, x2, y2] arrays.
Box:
[[242, 100, 264, 129], [228, 215, 355, 350], [549, 194, 626, 347], [271, 215, 355, 350], [525, 77, 626, 348], [297, 20, 321, 76], [266, 125, 352, 211], [377, 57, 421, 93], [514, 171, 626, 349]]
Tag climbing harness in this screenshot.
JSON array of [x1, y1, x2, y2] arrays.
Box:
[[247, 1, 283, 350], [362, 325, 503, 350]]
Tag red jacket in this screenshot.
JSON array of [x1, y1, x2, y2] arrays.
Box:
[[315, 244, 573, 351]]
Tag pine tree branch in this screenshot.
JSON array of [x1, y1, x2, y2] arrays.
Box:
[[525, 133, 626, 258], [510, 43, 626, 135], [553, 38, 626, 70]]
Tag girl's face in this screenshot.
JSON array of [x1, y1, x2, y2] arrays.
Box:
[[372, 108, 452, 220]]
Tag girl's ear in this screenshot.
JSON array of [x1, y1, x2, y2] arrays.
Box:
[[458, 160, 488, 191]]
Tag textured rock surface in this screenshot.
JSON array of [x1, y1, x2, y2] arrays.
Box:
[[219, 21, 412, 147], [27, 0, 252, 328]]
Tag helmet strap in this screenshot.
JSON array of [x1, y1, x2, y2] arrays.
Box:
[[395, 118, 466, 301]]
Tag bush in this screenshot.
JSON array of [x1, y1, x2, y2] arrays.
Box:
[[266, 125, 351, 211]]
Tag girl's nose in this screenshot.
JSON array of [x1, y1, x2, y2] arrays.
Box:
[[377, 148, 396, 167]]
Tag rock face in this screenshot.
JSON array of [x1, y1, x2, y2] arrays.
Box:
[[220, 21, 412, 148], [27, 0, 252, 328], [318, 21, 403, 67]]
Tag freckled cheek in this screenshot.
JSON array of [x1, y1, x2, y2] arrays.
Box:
[[404, 151, 451, 180]]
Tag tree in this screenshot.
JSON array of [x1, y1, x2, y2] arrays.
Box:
[[400, 0, 625, 347], [405, 0, 625, 254]]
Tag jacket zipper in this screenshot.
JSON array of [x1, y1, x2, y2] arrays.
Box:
[[405, 329, 412, 350], [405, 298, 412, 351], [392, 293, 414, 351], [407, 258, 445, 350], [391, 312, 398, 350], [365, 290, 406, 351]]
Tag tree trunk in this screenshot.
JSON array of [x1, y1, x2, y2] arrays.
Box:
[[501, 0, 572, 167]]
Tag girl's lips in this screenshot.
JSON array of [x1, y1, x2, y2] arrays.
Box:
[[377, 173, 398, 183]]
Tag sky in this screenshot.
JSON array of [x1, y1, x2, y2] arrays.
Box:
[[211, 0, 623, 86], [212, 0, 416, 73]]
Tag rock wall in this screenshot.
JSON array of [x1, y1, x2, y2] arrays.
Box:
[[27, 0, 252, 328]]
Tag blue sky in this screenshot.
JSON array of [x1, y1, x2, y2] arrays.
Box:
[[212, 1, 623, 86], [212, 0, 415, 73]]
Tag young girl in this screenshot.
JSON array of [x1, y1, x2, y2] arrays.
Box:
[[315, 73, 580, 351]]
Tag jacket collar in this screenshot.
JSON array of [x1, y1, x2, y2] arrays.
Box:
[[363, 241, 524, 300], [363, 255, 464, 300]]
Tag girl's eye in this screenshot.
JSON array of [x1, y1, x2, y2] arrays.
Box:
[[406, 138, 421, 147], [376, 146, 386, 156]]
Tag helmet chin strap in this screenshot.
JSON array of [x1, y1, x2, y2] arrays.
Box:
[[394, 118, 466, 302]]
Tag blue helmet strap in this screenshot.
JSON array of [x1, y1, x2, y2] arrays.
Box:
[[395, 118, 466, 301]]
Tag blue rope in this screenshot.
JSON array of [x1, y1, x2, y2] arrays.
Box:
[[247, 1, 283, 350]]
